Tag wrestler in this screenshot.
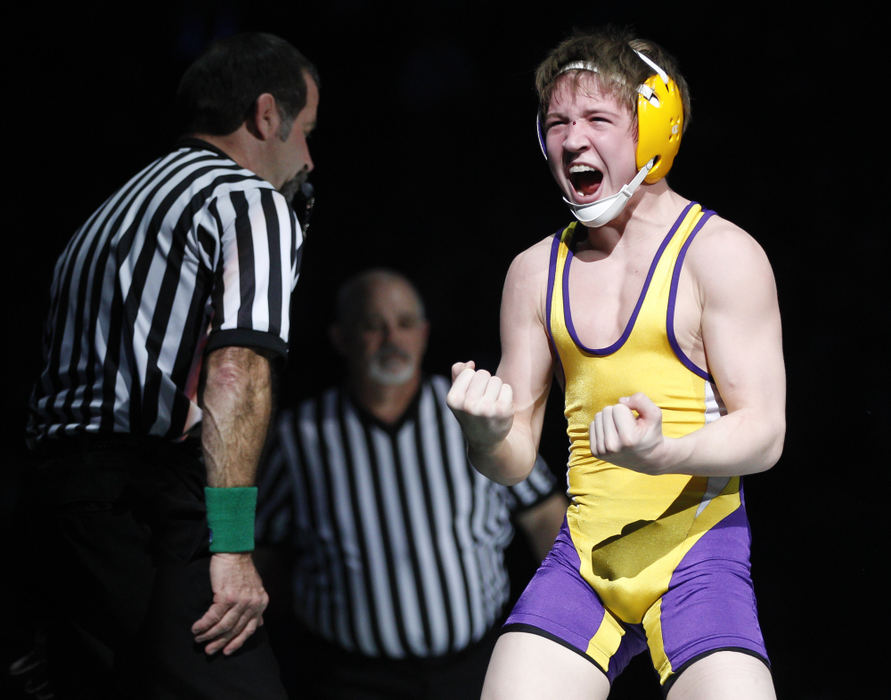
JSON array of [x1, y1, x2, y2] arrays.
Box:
[[447, 27, 784, 699]]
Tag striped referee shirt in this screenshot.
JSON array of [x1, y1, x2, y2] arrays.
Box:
[[256, 375, 559, 659], [28, 138, 302, 444]]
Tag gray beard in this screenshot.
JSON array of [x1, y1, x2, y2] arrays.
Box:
[[367, 349, 416, 386]]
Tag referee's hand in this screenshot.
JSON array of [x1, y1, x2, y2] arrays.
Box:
[[191, 552, 269, 655]]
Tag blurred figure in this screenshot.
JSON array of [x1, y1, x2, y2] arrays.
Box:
[[256, 269, 567, 699]]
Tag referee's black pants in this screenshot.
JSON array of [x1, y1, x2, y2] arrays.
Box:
[[18, 435, 287, 700]]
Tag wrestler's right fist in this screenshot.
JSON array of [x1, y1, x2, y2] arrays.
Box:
[[446, 361, 514, 448]]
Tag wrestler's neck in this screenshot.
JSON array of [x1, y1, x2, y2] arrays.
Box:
[[580, 180, 688, 255], [350, 372, 422, 426]]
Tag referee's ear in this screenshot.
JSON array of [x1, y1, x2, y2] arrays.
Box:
[[246, 92, 282, 142]]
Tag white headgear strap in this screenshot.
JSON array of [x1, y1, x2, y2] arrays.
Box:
[[561, 158, 653, 227]]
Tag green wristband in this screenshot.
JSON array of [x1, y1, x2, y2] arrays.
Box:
[[204, 487, 257, 553]]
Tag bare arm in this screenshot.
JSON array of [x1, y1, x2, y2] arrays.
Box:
[[201, 345, 272, 487], [515, 493, 568, 561], [191, 345, 273, 655], [590, 222, 786, 476], [447, 240, 555, 485]]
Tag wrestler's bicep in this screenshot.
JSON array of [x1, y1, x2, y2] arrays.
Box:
[[496, 244, 554, 446], [693, 225, 785, 418]]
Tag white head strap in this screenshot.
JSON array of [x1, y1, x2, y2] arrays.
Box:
[[557, 60, 600, 76]]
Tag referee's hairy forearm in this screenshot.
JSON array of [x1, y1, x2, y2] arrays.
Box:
[[201, 346, 272, 488]]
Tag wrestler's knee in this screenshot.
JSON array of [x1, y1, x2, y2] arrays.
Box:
[[666, 650, 775, 700], [481, 631, 609, 700]]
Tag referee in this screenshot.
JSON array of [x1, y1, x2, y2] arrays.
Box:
[[255, 269, 567, 698], [22, 33, 318, 699]]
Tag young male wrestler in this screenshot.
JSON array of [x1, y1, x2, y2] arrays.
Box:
[[447, 27, 785, 699]]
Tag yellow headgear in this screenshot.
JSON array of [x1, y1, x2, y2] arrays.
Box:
[[634, 51, 684, 183]]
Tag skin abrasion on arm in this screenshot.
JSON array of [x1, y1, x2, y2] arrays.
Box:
[[201, 346, 273, 488]]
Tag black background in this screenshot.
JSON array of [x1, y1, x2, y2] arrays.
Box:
[[4, 1, 887, 697]]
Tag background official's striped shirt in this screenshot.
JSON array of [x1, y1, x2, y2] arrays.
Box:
[[256, 375, 560, 659], [28, 138, 303, 444]]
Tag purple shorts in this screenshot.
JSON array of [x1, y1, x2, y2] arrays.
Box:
[[504, 511, 769, 686]]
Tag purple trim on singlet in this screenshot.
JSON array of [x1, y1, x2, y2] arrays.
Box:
[[666, 209, 715, 381], [562, 202, 698, 356], [546, 229, 567, 386]]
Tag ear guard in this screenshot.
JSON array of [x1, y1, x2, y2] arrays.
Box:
[[634, 52, 684, 183]]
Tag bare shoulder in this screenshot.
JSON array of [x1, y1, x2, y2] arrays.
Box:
[[685, 213, 777, 294], [501, 236, 553, 330], [503, 234, 557, 300], [507, 234, 555, 276]]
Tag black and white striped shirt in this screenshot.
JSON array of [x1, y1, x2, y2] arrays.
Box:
[[256, 375, 559, 659], [28, 139, 302, 444]]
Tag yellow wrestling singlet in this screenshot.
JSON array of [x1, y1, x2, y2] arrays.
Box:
[[548, 203, 743, 628], [504, 202, 768, 684]]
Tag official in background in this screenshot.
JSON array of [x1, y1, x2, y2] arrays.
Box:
[[22, 32, 319, 699], [256, 269, 567, 699]]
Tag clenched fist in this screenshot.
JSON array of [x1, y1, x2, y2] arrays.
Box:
[[589, 392, 667, 474], [446, 361, 514, 449]]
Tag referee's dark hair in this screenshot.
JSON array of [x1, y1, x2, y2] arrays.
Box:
[[176, 32, 319, 137]]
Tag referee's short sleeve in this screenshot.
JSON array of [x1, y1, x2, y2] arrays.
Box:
[[505, 454, 561, 512], [206, 185, 303, 357]]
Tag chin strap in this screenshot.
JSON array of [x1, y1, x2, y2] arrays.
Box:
[[563, 158, 654, 227]]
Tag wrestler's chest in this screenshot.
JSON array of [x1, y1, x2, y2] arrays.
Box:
[[566, 259, 705, 364]]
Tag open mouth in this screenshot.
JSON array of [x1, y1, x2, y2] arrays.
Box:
[[568, 165, 603, 196]]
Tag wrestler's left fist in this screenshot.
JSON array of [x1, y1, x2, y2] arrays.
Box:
[[590, 392, 666, 474]]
